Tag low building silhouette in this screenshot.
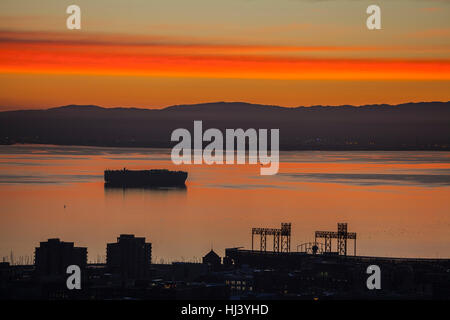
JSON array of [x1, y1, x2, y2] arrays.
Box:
[[202, 250, 221, 270], [34, 238, 87, 277], [106, 234, 152, 279], [2, 232, 449, 300], [0, 262, 11, 298]]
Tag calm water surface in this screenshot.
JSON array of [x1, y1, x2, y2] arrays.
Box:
[[0, 144, 449, 263]]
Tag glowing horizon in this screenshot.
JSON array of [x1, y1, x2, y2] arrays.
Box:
[[1, 0, 449, 109]]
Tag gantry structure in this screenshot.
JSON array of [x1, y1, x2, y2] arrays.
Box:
[[315, 223, 357, 256], [252, 223, 291, 253]]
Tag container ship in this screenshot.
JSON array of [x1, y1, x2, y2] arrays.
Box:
[[104, 168, 188, 188]]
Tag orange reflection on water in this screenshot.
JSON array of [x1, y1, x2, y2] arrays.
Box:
[[0, 146, 449, 262]]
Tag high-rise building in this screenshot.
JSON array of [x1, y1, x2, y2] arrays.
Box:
[[106, 234, 152, 279], [34, 238, 87, 276]]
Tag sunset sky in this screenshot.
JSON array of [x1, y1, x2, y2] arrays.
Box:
[[1, 0, 449, 109]]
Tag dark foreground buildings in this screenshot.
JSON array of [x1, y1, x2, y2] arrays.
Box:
[[107, 234, 152, 279], [223, 248, 450, 299], [34, 239, 87, 277], [1, 234, 450, 300], [202, 249, 221, 270]]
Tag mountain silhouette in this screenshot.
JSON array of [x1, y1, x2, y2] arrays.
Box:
[[0, 101, 449, 150]]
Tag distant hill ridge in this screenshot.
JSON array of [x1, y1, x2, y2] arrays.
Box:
[[1, 101, 449, 150], [37, 100, 450, 112]]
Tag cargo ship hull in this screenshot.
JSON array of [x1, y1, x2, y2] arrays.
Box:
[[104, 169, 187, 188]]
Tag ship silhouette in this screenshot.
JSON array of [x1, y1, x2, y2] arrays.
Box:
[[104, 168, 187, 188]]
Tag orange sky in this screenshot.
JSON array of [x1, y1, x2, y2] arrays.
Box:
[[0, 0, 449, 109], [2, 31, 449, 81]]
